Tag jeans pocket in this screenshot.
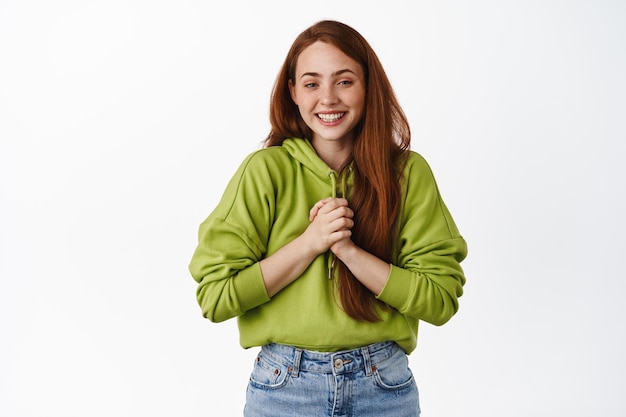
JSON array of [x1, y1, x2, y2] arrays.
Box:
[[372, 351, 415, 391], [249, 353, 291, 390]]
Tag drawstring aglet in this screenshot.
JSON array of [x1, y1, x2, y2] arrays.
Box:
[[327, 256, 335, 279]]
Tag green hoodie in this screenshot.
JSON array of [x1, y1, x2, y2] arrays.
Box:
[[189, 138, 467, 353]]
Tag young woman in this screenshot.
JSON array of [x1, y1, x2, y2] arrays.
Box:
[[189, 20, 467, 417]]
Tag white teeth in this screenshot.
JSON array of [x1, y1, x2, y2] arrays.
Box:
[[317, 112, 345, 122]]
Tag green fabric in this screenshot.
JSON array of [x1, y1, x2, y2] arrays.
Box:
[[189, 138, 467, 353]]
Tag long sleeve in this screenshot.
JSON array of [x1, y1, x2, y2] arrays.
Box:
[[377, 152, 467, 326], [189, 152, 274, 323]]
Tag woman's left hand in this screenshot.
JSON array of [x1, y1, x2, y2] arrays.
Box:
[[309, 197, 356, 256]]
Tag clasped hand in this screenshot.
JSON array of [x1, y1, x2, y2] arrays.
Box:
[[305, 197, 355, 256]]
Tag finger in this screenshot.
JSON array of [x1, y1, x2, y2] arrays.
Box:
[[326, 205, 354, 221], [309, 202, 324, 221], [330, 216, 354, 232], [328, 229, 352, 246], [317, 198, 349, 215], [309, 197, 334, 221]]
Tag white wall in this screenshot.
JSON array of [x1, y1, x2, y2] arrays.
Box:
[[1, 1, 624, 416]]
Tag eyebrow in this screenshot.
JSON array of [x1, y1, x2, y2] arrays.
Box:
[[299, 69, 357, 79]]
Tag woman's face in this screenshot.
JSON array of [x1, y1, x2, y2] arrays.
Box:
[[289, 41, 366, 148]]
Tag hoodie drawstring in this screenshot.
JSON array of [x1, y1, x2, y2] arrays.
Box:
[[326, 170, 351, 279], [327, 171, 338, 279], [329, 171, 338, 199]]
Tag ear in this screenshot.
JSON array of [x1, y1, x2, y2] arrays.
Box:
[[288, 79, 298, 105]]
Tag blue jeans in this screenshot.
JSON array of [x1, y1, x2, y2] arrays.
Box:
[[244, 341, 420, 417]]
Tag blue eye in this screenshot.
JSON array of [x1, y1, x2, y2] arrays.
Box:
[[305, 83, 317, 88]]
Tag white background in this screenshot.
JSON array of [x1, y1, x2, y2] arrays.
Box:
[[1, 1, 625, 416]]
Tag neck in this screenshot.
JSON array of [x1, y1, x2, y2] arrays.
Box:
[[311, 139, 353, 172]]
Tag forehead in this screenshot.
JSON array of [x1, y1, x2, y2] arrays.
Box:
[[295, 41, 362, 77]]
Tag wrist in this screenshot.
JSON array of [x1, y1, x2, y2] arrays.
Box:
[[296, 232, 326, 259], [332, 239, 358, 262]]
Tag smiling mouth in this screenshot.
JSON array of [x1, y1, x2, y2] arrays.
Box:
[[317, 112, 345, 123]]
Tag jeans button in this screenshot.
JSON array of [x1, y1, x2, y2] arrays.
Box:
[[334, 358, 343, 368]]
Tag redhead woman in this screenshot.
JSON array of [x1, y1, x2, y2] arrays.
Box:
[[189, 20, 467, 417]]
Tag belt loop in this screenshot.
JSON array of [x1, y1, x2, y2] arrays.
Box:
[[361, 345, 373, 376], [291, 348, 302, 378]]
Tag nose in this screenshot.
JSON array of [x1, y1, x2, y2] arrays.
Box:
[[320, 85, 338, 106]]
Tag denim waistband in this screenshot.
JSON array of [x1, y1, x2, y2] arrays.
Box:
[[259, 341, 401, 377]]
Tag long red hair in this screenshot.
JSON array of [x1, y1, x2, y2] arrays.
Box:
[[265, 20, 411, 321]]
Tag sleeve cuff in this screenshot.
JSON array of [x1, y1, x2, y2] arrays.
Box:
[[376, 264, 412, 311], [233, 262, 271, 313]]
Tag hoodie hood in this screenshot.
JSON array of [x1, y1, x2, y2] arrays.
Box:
[[282, 138, 353, 199], [282, 138, 333, 180]]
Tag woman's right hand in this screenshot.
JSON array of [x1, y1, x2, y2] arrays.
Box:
[[304, 197, 354, 255]]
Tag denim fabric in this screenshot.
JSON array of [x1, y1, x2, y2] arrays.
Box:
[[244, 341, 420, 417]]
